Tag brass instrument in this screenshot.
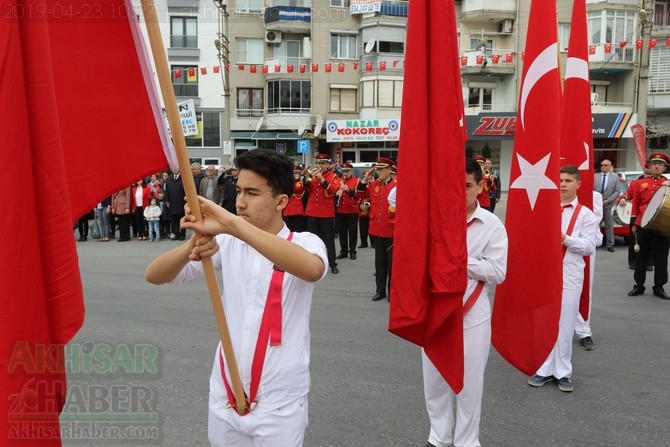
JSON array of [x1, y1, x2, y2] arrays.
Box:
[[483, 169, 491, 176], [359, 199, 371, 216], [302, 165, 320, 182]]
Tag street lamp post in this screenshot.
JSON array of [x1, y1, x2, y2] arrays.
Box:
[[214, 0, 232, 166], [634, 1, 654, 141]]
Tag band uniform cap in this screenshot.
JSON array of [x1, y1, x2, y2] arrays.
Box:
[[649, 152, 669, 165], [293, 164, 302, 172], [340, 162, 353, 170], [315, 154, 332, 162], [474, 155, 486, 163], [231, 164, 239, 170], [374, 157, 396, 168]]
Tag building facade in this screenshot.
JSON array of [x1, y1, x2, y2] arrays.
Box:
[[135, 0, 670, 188]]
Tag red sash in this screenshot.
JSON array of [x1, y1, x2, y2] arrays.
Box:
[[463, 217, 485, 315], [218, 232, 294, 415], [562, 203, 583, 257]]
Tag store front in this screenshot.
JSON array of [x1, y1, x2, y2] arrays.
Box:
[[326, 118, 400, 164]]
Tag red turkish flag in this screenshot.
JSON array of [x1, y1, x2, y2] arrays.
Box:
[[238, 64, 245, 71], [312, 63, 318, 72], [588, 45, 596, 55], [200, 67, 207, 75], [274, 64, 281, 72], [325, 63, 332, 73], [476, 54, 484, 64], [337, 63, 345, 72], [299, 64, 306, 73], [188, 67, 196, 76], [249, 65, 256, 73], [636, 39, 643, 49], [262, 65, 268, 74], [389, 0, 468, 392], [492, 54, 500, 64], [649, 38, 657, 49], [225, 64, 230, 72], [2, 1, 174, 442], [213, 65, 220, 74], [560, 0, 594, 321], [667, 37, 670, 46], [604, 43, 612, 53], [392, 60, 399, 67], [505, 52, 513, 63], [619, 41, 627, 48], [460, 56, 467, 66], [174, 69, 182, 78], [287, 64, 294, 73], [492, 0, 563, 376], [379, 61, 387, 70], [353, 62, 359, 70]]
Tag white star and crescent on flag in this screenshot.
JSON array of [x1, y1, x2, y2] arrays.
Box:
[[509, 153, 557, 210]]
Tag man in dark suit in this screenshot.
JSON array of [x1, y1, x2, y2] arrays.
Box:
[[164, 168, 186, 240], [594, 159, 623, 252]]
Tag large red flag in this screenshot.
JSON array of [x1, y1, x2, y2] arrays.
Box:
[[560, 0, 594, 320], [491, 0, 563, 376], [1, 1, 173, 444], [388, 0, 468, 392]]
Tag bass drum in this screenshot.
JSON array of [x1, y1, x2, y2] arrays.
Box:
[[641, 184, 670, 237], [612, 201, 632, 225]]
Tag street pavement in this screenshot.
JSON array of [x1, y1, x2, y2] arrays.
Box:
[[65, 196, 670, 446]]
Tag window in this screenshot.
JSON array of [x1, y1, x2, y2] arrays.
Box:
[[330, 34, 357, 59], [654, 0, 670, 27], [360, 79, 403, 108], [235, 0, 262, 12], [185, 112, 221, 147], [170, 17, 197, 48], [377, 41, 404, 54], [649, 136, 669, 149], [172, 66, 198, 97], [272, 40, 302, 66], [330, 87, 357, 112], [650, 46, 670, 93], [469, 38, 493, 57], [236, 38, 264, 64], [330, 0, 349, 6], [468, 87, 493, 109], [587, 10, 636, 62], [237, 88, 264, 117], [267, 80, 311, 113], [559, 23, 570, 51]]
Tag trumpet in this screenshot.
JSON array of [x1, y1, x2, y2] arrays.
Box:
[[302, 165, 322, 182], [483, 169, 491, 176]]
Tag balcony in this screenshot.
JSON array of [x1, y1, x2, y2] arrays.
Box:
[[459, 50, 516, 77], [359, 53, 405, 73], [264, 6, 311, 32], [264, 57, 312, 74], [460, 0, 516, 23], [378, 1, 408, 17], [588, 43, 636, 74]]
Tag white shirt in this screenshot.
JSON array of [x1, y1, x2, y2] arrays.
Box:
[[169, 225, 328, 409], [561, 198, 598, 290], [466, 203, 508, 328]]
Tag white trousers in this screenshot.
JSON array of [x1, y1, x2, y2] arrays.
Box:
[[422, 320, 491, 447], [208, 394, 308, 447], [537, 288, 580, 379], [574, 255, 596, 338]]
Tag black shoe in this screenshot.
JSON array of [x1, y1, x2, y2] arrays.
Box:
[[627, 285, 645, 296], [77, 235, 84, 242], [330, 266, 339, 274], [372, 293, 387, 301], [607, 246, 615, 252], [358, 244, 368, 248], [349, 253, 356, 260], [579, 336, 594, 351], [336, 253, 348, 259], [652, 286, 669, 300]]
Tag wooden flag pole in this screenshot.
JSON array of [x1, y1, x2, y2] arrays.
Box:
[[140, 0, 248, 415]]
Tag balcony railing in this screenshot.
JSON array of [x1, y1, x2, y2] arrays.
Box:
[[360, 53, 405, 72], [460, 50, 516, 69], [264, 6, 311, 24], [236, 108, 264, 118], [378, 1, 408, 17], [461, 0, 516, 16], [588, 44, 635, 64], [265, 57, 312, 74]]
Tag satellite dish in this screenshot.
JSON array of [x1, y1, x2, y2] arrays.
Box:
[[255, 116, 264, 132], [313, 116, 323, 136], [364, 39, 376, 54], [298, 122, 306, 135]]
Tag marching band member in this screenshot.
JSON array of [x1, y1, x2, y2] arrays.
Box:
[[284, 164, 306, 232], [335, 163, 362, 260]]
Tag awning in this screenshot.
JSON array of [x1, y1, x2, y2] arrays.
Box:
[[231, 131, 303, 140]]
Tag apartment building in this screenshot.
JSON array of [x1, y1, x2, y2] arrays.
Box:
[[137, 0, 670, 188]]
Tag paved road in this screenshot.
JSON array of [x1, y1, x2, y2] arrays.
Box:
[[64, 199, 670, 446]]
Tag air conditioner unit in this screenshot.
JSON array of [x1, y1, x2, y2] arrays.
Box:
[[265, 31, 282, 44], [499, 19, 513, 34]]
